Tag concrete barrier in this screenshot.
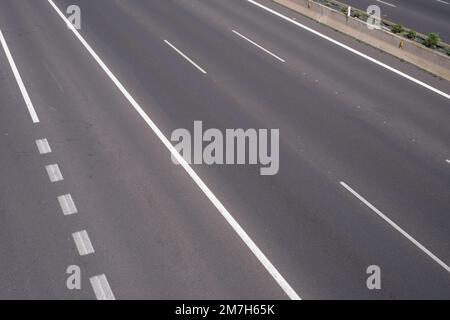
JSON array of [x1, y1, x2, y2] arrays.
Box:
[[273, 0, 450, 81]]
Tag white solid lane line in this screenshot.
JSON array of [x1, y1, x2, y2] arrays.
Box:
[[45, 164, 64, 182], [244, 0, 450, 100], [48, 0, 300, 300], [72, 230, 95, 256], [0, 29, 40, 123], [340, 181, 450, 274], [58, 194, 78, 216], [36, 139, 52, 154], [164, 40, 208, 74], [376, 0, 396, 8], [232, 29, 286, 62], [90, 274, 116, 300]]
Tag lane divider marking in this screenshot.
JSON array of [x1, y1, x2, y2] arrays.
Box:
[[244, 0, 450, 100], [45, 164, 64, 182], [0, 29, 40, 123], [72, 230, 95, 256], [36, 139, 52, 154], [340, 181, 450, 273], [90, 274, 116, 300], [58, 194, 78, 216], [376, 0, 396, 8], [164, 40, 208, 74], [232, 29, 286, 62], [48, 0, 300, 300]]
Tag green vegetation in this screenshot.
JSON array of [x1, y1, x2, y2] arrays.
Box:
[[315, 0, 448, 53], [406, 30, 417, 40], [424, 33, 440, 48], [391, 24, 404, 34]]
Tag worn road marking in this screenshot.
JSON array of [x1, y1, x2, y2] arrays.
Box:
[[0, 29, 40, 123], [90, 274, 115, 300], [341, 181, 450, 273], [36, 139, 52, 154], [57, 194, 78, 215], [48, 0, 300, 300], [72, 230, 95, 256], [46, 164, 63, 182]]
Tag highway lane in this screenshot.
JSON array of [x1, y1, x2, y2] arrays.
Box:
[[341, 0, 450, 43], [0, 0, 289, 299], [0, 43, 94, 299], [0, 0, 449, 299]]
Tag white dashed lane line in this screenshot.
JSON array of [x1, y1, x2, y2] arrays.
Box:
[[446, 160, 450, 164], [90, 274, 116, 300], [3, 17, 108, 301], [48, 0, 300, 300], [340, 181, 450, 273], [164, 40, 208, 74], [72, 230, 95, 256], [36, 139, 52, 154], [232, 29, 286, 63], [58, 194, 78, 216], [45, 164, 64, 183]]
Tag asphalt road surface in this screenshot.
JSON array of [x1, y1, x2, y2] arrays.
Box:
[[0, 0, 449, 299], [342, 0, 450, 43]]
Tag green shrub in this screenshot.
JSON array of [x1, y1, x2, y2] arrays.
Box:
[[406, 30, 417, 40], [391, 24, 404, 34], [424, 33, 440, 48]]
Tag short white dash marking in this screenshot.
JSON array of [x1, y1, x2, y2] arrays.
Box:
[[45, 164, 63, 182], [446, 159, 450, 164], [72, 230, 95, 256], [90, 274, 115, 300], [0, 29, 40, 123], [36, 139, 52, 154], [436, 0, 449, 4], [57, 194, 78, 215], [340, 181, 450, 273], [232, 29, 286, 63], [164, 40, 207, 74]]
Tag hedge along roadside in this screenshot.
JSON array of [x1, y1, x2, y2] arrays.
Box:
[[271, 0, 450, 81]]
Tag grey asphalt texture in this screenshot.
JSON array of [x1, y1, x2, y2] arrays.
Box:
[[0, 0, 449, 299]]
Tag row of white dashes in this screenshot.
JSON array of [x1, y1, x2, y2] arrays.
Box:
[[36, 138, 115, 299], [3, 22, 114, 299]]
